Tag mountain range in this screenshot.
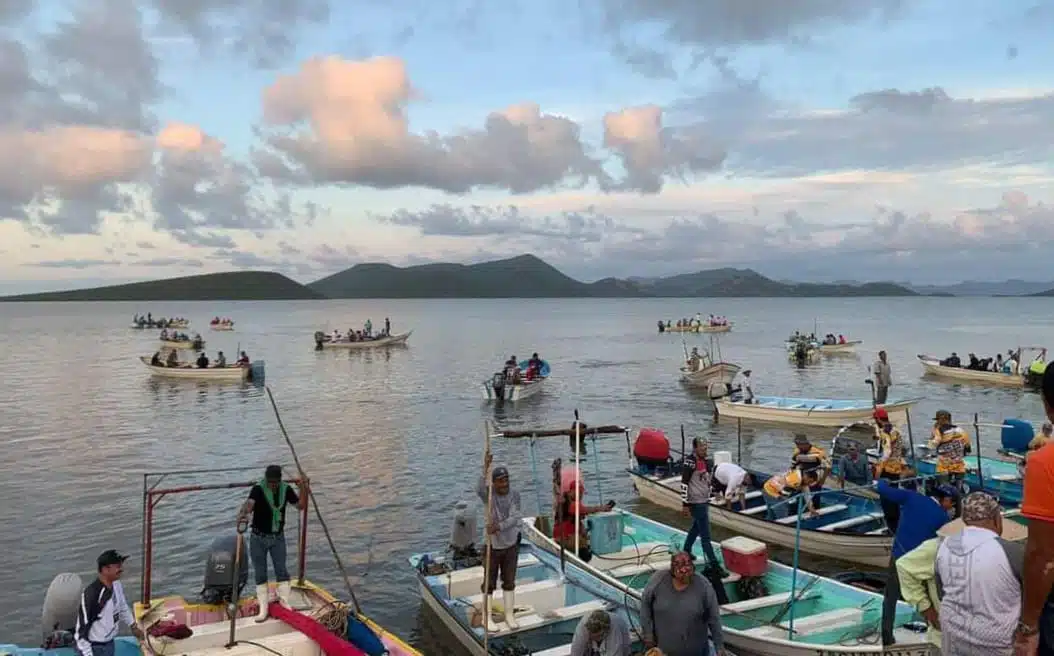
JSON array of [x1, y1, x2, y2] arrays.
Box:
[[4, 254, 1054, 301]]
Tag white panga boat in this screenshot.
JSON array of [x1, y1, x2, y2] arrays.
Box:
[[0, 467, 420, 656], [819, 339, 862, 354], [917, 347, 1047, 388], [314, 330, 411, 349], [483, 359, 550, 402], [680, 340, 741, 393], [410, 540, 644, 656], [701, 322, 732, 333], [160, 336, 205, 350], [140, 356, 264, 382], [715, 395, 918, 427], [210, 322, 235, 331]]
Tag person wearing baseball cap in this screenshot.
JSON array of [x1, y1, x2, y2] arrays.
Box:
[[935, 491, 1021, 654], [74, 550, 143, 656], [477, 452, 523, 630], [872, 406, 908, 532], [874, 477, 957, 647]]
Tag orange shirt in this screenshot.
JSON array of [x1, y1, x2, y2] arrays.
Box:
[[1022, 442, 1054, 522]]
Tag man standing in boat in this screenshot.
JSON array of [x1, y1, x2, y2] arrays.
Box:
[[680, 438, 721, 570], [478, 453, 523, 629], [873, 407, 908, 532], [75, 550, 144, 656], [238, 465, 308, 622], [872, 350, 892, 404], [928, 410, 971, 497]]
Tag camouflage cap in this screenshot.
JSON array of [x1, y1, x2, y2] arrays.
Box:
[[961, 491, 1000, 523], [584, 609, 611, 634]]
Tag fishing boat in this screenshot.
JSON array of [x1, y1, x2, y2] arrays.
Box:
[[140, 355, 264, 382], [714, 395, 918, 428], [314, 331, 412, 349], [701, 322, 733, 333], [666, 324, 700, 333], [482, 359, 550, 402], [627, 457, 892, 568], [916, 349, 1047, 388], [520, 508, 935, 656], [160, 337, 205, 350], [680, 337, 741, 392], [210, 320, 235, 331], [410, 541, 642, 656], [0, 467, 419, 656], [819, 340, 862, 354]]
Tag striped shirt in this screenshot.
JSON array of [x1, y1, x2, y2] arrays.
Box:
[[75, 579, 135, 656]]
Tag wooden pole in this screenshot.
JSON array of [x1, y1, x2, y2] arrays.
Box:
[[482, 420, 494, 651], [973, 413, 985, 491], [737, 418, 743, 464], [573, 410, 582, 557]]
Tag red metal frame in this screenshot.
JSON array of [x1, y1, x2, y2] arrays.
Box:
[[140, 468, 309, 605]]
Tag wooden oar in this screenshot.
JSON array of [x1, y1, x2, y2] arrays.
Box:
[[481, 420, 494, 651]]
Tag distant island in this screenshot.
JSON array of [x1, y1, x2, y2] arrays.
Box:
[[0, 271, 324, 302], [2, 254, 925, 301]]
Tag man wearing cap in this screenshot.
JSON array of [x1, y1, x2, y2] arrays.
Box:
[[875, 478, 957, 646], [74, 550, 144, 656], [872, 350, 892, 404], [936, 491, 1022, 655], [873, 406, 908, 532], [478, 452, 523, 629], [680, 438, 721, 569], [570, 609, 631, 656], [927, 410, 971, 494], [791, 435, 830, 504], [238, 465, 308, 622]]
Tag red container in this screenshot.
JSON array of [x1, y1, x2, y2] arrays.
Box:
[[720, 536, 769, 578]]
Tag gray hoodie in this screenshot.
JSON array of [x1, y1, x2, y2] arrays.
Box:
[[476, 475, 523, 550], [935, 526, 1021, 654]]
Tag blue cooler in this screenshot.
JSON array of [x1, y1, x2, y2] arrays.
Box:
[[1001, 418, 1033, 453], [587, 512, 625, 555]]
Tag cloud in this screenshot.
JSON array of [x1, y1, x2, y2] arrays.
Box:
[[138, 257, 205, 267], [374, 204, 640, 242], [136, 240, 157, 249], [29, 258, 123, 269]]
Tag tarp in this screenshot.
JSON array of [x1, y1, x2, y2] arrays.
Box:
[[268, 604, 367, 656]]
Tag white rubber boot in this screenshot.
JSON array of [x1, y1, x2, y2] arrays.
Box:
[[503, 590, 519, 629], [254, 584, 270, 622], [276, 581, 292, 610]]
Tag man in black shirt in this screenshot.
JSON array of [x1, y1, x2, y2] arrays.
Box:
[[238, 465, 307, 622]]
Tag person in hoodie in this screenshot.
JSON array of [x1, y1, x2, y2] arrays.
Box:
[[936, 492, 1021, 656], [875, 479, 958, 647], [477, 453, 523, 630], [680, 438, 720, 568]]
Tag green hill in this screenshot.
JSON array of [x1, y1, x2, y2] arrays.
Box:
[[308, 254, 642, 298], [0, 271, 324, 302], [636, 267, 917, 297]]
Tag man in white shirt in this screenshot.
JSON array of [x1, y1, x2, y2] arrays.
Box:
[[711, 462, 754, 510], [739, 370, 755, 403], [569, 609, 631, 656], [935, 492, 1021, 655], [75, 550, 144, 656]]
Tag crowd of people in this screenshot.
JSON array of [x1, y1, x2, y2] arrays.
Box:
[[938, 348, 1048, 378], [327, 317, 393, 342], [658, 314, 731, 333]]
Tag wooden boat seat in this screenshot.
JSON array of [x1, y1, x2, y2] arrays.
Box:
[[774, 503, 848, 524], [740, 505, 768, 516], [991, 474, 1020, 481], [435, 554, 540, 598], [738, 607, 864, 638], [461, 577, 563, 609], [484, 599, 608, 637], [720, 589, 820, 615], [609, 558, 744, 584], [817, 512, 885, 532], [587, 542, 667, 572], [532, 645, 572, 656], [865, 527, 888, 535]]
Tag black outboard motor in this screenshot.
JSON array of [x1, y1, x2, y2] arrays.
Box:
[[200, 534, 249, 605], [314, 330, 325, 351], [491, 372, 506, 401]]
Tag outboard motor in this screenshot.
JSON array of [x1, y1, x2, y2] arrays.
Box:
[[707, 381, 732, 399], [490, 372, 506, 401], [449, 500, 480, 565], [314, 330, 325, 351], [200, 534, 249, 605], [248, 360, 266, 384], [41, 573, 82, 648]]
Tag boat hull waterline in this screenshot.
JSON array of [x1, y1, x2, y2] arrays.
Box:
[[681, 362, 742, 388], [320, 331, 412, 349]]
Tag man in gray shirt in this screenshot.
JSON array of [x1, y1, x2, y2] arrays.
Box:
[[477, 453, 523, 629], [570, 609, 631, 656], [640, 551, 726, 656], [873, 351, 892, 404]]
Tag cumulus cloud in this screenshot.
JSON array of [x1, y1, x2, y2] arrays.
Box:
[[374, 204, 641, 242], [254, 55, 718, 195]]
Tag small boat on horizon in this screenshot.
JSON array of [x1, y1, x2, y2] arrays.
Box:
[[209, 318, 235, 331], [819, 339, 862, 354], [313, 330, 412, 350]]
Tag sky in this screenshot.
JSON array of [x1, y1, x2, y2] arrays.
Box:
[[3, 0, 1054, 293]]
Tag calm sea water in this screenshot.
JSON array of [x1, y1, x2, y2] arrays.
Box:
[[0, 297, 1050, 651]]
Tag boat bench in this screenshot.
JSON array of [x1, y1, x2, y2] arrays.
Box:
[[433, 554, 540, 598], [590, 542, 667, 573], [775, 503, 848, 524], [817, 512, 885, 532], [991, 474, 1021, 482], [720, 589, 820, 615], [609, 558, 743, 585], [532, 645, 573, 656], [740, 504, 768, 516], [462, 578, 563, 608], [738, 607, 864, 638], [866, 528, 888, 535], [485, 599, 609, 637]]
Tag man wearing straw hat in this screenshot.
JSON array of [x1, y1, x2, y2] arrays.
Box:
[[477, 453, 523, 629]]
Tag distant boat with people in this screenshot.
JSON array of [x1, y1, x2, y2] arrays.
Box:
[[483, 353, 549, 402], [209, 317, 235, 331]]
